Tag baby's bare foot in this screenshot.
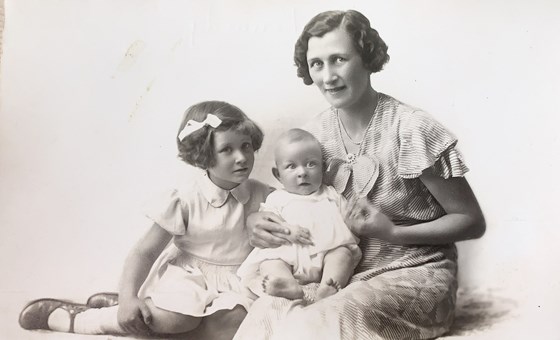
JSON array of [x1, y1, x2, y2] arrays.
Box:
[[262, 275, 304, 300], [316, 278, 341, 301], [295, 267, 322, 285]]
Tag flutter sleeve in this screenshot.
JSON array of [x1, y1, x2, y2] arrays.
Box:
[[398, 110, 469, 179], [144, 189, 188, 235]]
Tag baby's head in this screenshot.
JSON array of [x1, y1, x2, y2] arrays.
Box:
[[177, 101, 264, 188], [272, 128, 323, 195]]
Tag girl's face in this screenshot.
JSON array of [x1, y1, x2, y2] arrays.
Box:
[[273, 140, 323, 196], [207, 130, 255, 190], [306, 28, 372, 111]]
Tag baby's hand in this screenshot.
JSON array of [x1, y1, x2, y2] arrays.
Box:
[[283, 223, 314, 246]]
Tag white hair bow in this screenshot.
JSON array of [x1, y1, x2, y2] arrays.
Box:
[[178, 114, 222, 141]]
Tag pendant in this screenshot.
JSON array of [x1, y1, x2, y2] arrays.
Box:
[[346, 153, 356, 163]]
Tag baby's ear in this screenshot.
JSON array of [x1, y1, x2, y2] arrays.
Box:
[[271, 167, 280, 181]]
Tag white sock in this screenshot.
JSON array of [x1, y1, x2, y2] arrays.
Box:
[[72, 306, 125, 334], [47, 308, 71, 332]]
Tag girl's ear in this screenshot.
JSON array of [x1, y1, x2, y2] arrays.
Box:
[[271, 167, 280, 181]]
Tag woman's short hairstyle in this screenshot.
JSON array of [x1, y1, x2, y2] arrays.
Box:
[[177, 101, 264, 169], [294, 10, 390, 85]]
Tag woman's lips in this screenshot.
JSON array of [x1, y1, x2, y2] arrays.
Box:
[[325, 86, 346, 94]]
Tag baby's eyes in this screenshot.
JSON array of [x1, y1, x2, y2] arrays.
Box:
[[306, 161, 317, 168]]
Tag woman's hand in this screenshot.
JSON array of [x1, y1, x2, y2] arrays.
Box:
[[247, 211, 313, 248], [345, 198, 396, 241], [117, 296, 153, 335], [283, 224, 314, 246]]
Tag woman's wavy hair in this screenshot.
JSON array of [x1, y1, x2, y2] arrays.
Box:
[[177, 101, 264, 169], [294, 10, 390, 85]]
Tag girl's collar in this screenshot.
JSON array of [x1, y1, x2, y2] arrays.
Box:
[[197, 171, 250, 207]]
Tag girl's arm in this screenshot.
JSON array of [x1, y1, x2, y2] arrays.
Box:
[[349, 173, 486, 245], [117, 223, 172, 334]]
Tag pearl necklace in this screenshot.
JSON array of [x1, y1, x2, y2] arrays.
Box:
[[337, 111, 363, 146], [336, 92, 380, 147]]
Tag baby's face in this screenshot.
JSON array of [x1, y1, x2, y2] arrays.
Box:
[[274, 140, 323, 195]]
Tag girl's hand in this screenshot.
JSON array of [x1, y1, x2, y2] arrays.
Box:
[[247, 211, 313, 248], [117, 296, 153, 335], [346, 198, 396, 241]]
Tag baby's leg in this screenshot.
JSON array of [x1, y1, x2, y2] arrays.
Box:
[[316, 246, 354, 301], [259, 259, 303, 300]]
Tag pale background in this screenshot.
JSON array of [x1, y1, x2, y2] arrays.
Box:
[[1, 0, 559, 339]]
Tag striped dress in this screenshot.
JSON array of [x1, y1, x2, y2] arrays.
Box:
[[233, 93, 468, 340]]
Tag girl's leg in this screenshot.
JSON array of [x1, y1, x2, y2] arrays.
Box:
[[19, 299, 125, 335], [260, 259, 303, 300], [143, 298, 202, 334], [181, 305, 247, 340], [78, 298, 202, 334], [27, 298, 201, 335], [316, 246, 354, 301]]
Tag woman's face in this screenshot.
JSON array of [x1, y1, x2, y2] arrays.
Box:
[[306, 28, 372, 110]]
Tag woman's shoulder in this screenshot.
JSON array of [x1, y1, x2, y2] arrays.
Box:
[[378, 93, 447, 132], [378, 93, 424, 120]]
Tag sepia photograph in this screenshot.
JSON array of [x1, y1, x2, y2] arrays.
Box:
[[1, 1, 558, 339]]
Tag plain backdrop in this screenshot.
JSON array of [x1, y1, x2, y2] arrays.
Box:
[[1, 0, 559, 338]]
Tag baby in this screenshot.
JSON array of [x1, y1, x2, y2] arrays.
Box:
[[237, 128, 361, 302]]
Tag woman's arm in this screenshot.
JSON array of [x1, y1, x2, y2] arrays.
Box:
[[349, 173, 485, 245], [117, 223, 172, 334]]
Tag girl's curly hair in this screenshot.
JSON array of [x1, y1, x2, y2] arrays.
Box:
[[294, 10, 390, 85], [177, 101, 263, 169]]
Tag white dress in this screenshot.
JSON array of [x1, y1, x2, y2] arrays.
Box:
[[237, 185, 360, 288], [137, 170, 271, 316]]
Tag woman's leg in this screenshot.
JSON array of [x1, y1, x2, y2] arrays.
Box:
[[235, 258, 457, 340], [282, 261, 457, 339], [259, 259, 303, 299]]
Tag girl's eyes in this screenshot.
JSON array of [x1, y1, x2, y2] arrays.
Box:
[[334, 56, 345, 63], [242, 142, 253, 150], [219, 146, 232, 153]]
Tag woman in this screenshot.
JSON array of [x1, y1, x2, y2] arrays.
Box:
[[234, 9, 485, 340]]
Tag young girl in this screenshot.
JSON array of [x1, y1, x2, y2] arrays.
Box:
[[237, 128, 361, 302], [19, 101, 272, 338]]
